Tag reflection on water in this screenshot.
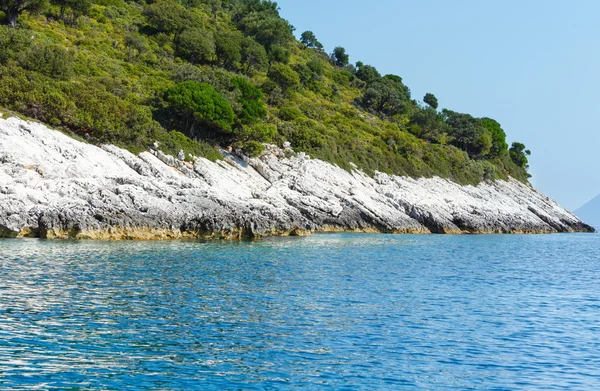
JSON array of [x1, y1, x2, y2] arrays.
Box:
[[1, 234, 599, 390]]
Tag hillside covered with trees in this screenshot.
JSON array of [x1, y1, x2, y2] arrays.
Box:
[[0, 0, 531, 184]]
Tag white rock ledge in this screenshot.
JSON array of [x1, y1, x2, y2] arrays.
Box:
[[0, 117, 593, 239]]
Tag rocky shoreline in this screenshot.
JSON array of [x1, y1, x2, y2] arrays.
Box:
[[0, 117, 594, 239]]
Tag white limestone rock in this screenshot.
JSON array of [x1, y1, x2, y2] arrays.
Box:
[[0, 117, 593, 239]]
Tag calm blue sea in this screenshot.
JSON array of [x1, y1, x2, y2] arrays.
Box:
[[1, 233, 599, 390]]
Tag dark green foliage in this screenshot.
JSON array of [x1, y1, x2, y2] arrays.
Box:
[[278, 106, 303, 121], [143, 0, 192, 36], [165, 81, 235, 133], [19, 42, 72, 79], [240, 139, 265, 157], [300, 30, 323, 50], [0, 0, 45, 26], [240, 36, 268, 73], [268, 43, 290, 64], [355, 62, 381, 85], [442, 110, 492, 159], [214, 30, 243, 70], [509, 142, 530, 168], [480, 117, 508, 157], [171, 63, 203, 83], [177, 28, 215, 64], [330, 68, 354, 87], [124, 32, 148, 60], [94, 0, 124, 6], [361, 75, 410, 116], [235, 2, 294, 50], [331, 46, 349, 67], [268, 63, 299, 92], [292, 61, 322, 91], [307, 57, 324, 76], [423, 93, 438, 110], [0, 64, 75, 125], [0, 26, 31, 64], [66, 83, 161, 148], [236, 122, 276, 142], [201, 0, 221, 19], [231, 76, 266, 124], [409, 106, 447, 142], [50, 0, 91, 24]]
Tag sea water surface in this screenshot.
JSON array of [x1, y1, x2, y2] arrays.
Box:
[[1, 233, 599, 390]]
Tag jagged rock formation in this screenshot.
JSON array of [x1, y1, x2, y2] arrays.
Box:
[[0, 117, 593, 239]]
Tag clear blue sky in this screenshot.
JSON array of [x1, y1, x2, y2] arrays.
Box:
[[276, 0, 600, 210]]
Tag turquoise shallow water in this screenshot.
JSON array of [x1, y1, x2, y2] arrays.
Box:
[[0, 233, 599, 390]]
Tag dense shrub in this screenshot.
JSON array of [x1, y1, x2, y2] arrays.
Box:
[[0, 26, 32, 64], [20, 43, 73, 80], [268, 63, 299, 93], [177, 28, 215, 65], [165, 81, 235, 133], [231, 76, 266, 124], [240, 140, 265, 157]]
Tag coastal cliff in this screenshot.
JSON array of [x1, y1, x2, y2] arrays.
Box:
[[0, 117, 593, 239]]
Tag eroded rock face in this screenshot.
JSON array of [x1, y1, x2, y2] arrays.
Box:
[[0, 117, 594, 239]]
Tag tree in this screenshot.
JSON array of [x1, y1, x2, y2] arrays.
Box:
[[409, 106, 448, 142], [241, 36, 268, 74], [203, 0, 221, 20], [360, 74, 411, 116], [177, 28, 215, 64], [165, 81, 235, 133], [423, 93, 438, 110], [0, 0, 46, 27], [300, 30, 323, 50], [143, 0, 196, 44], [267, 43, 290, 64], [231, 76, 266, 124], [355, 62, 381, 85], [236, 10, 294, 50], [50, 0, 91, 24], [124, 32, 148, 61], [480, 117, 508, 157], [331, 46, 349, 67], [442, 110, 492, 158], [307, 57, 324, 76], [214, 30, 243, 70], [509, 142, 531, 168], [268, 63, 300, 93]]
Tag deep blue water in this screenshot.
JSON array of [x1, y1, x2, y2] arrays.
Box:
[[1, 233, 599, 390]]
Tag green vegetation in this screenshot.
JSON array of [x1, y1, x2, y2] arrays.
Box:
[[165, 81, 235, 133], [0, 0, 531, 184]]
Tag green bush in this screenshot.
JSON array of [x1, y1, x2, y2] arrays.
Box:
[[268, 63, 300, 93], [231, 76, 266, 124], [236, 122, 276, 142], [19, 43, 73, 80], [177, 28, 215, 65], [0, 26, 32, 65], [241, 140, 265, 157], [278, 106, 303, 121], [165, 81, 235, 133]]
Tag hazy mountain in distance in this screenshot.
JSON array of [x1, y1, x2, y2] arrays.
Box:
[[575, 194, 600, 226]]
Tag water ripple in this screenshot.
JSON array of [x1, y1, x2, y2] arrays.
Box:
[[0, 233, 599, 389]]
